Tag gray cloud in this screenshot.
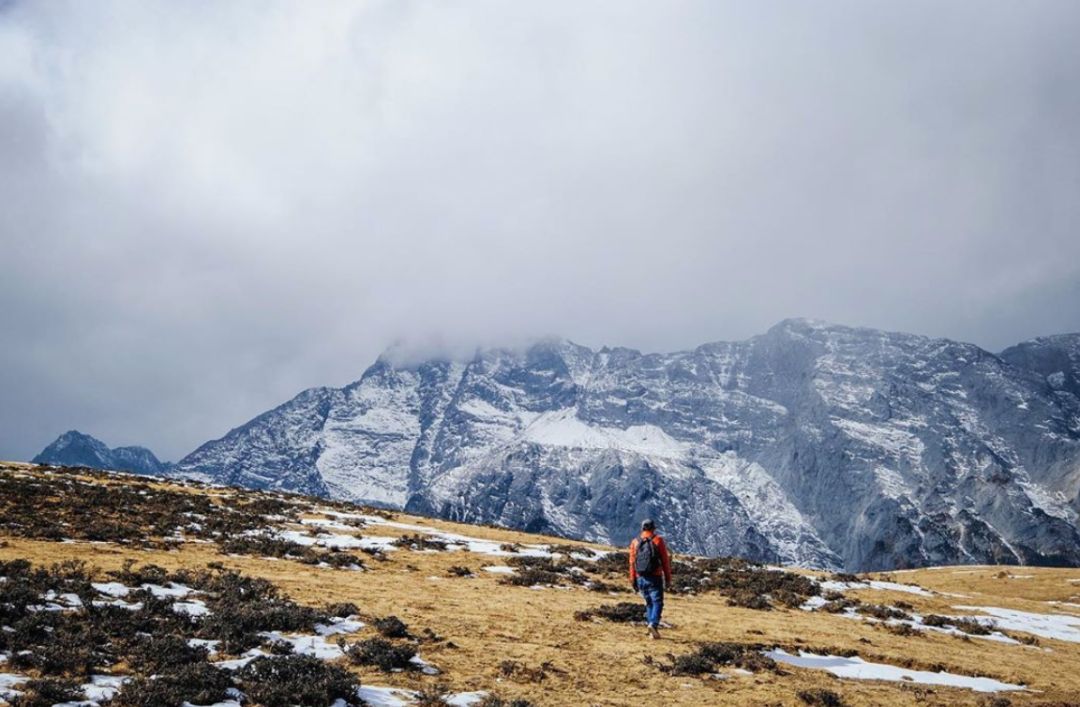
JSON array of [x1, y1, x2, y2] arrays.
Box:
[[1, 1, 1079, 460]]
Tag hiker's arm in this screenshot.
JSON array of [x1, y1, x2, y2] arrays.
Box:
[[660, 538, 672, 586]]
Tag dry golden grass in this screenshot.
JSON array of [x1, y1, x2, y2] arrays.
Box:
[[2, 462, 1079, 706]]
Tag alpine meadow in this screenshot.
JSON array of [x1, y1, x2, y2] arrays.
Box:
[[2, 2, 1080, 706]]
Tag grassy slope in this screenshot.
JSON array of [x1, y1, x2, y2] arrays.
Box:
[[2, 462, 1079, 706]]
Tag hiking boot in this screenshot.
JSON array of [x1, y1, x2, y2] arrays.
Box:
[[648, 626, 660, 640]]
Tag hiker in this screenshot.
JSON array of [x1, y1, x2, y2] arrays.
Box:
[[629, 518, 672, 639]]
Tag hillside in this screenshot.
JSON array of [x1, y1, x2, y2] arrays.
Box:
[[161, 320, 1080, 573], [2, 462, 1079, 706]]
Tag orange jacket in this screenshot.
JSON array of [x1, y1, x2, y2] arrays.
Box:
[[629, 530, 672, 585]]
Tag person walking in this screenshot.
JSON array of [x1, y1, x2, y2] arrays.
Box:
[[628, 518, 672, 639]]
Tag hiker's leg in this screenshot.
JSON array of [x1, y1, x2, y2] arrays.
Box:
[[638, 578, 653, 622], [644, 577, 662, 627], [652, 584, 664, 627]]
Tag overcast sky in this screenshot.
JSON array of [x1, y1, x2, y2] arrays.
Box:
[[1, 1, 1079, 461]]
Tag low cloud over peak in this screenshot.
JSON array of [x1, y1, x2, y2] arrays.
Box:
[[1, 1, 1078, 460]]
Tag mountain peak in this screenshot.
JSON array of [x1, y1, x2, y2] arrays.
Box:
[[170, 320, 1080, 572], [33, 431, 167, 476]]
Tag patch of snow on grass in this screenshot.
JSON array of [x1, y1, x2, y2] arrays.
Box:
[[410, 655, 440, 675], [92, 582, 129, 595], [173, 599, 211, 617], [314, 616, 364, 636], [765, 649, 1024, 692], [188, 638, 220, 655], [141, 582, 195, 598], [81, 674, 126, 701], [482, 566, 515, 574], [92, 599, 142, 610], [1, 672, 26, 700], [213, 648, 267, 670], [350, 686, 414, 707], [260, 631, 344, 660], [819, 579, 933, 596], [300, 517, 358, 531], [953, 606, 1080, 643]]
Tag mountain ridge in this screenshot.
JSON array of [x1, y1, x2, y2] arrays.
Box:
[[33, 320, 1080, 572], [32, 429, 170, 476]]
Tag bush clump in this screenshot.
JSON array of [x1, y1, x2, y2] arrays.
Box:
[[346, 637, 417, 672], [125, 633, 209, 674], [9, 678, 84, 707], [922, 614, 992, 636], [574, 602, 643, 623], [373, 615, 411, 639], [393, 533, 449, 551], [238, 655, 360, 707], [656, 641, 777, 676], [501, 568, 564, 587], [797, 688, 846, 706], [856, 604, 912, 622], [478, 696, 535, 707], [324, 601, 360, 617]]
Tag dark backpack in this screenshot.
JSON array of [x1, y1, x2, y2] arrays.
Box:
[[634, 535, 660, 575]]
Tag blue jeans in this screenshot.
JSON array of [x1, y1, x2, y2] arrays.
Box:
[[637, 575, 664, 628]]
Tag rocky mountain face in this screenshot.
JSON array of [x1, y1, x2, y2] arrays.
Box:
[[33, 430, 169, 476], [168, 320, 1080, 572]]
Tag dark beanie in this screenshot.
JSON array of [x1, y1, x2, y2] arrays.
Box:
[[641, 519, 656, 531]]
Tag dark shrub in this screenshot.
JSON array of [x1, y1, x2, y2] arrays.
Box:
[[13, 628, 107, 676], [883, 622, 923, 637], [393, 533, 449, 551], [346, 637, 416, 672], [821, 599, 859, 614], [697, 642, 777, 672], [9, 678, 83, 707], [670, 652, 716, 675], [591, 551, 628, 575], [500, 568, 563, 587], [447, 565, 473, 577], [797, 688, 846, 706], [110, 560, 170, 586], [949, 617, 992, 636], [575, 602, 642, 623], [125, 633, 209, 674], [318, 550, 366, 569], [478, 697, 534, 707], [268, 638, 296, 655], [373, 615, 410, 639], [125, 634, 209, 673], [856, 604, 911, 621], [238, 655, 359, 707], [324, 601, 360, 617], [219, 534, 310, 560], [727, 589, 771, 611], [659, 642, 777, 677], [772, 589, 806, 609], [111, 663, 233, 707]]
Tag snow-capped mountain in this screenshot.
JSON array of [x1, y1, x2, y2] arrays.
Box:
[[168, 320, 1080, 572], [33, 430, 169, 476]]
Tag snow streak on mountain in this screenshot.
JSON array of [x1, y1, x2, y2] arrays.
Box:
[[159, 320, 1080, 571]]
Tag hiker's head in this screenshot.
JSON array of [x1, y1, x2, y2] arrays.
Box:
[[641, 519, 656, 532]]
